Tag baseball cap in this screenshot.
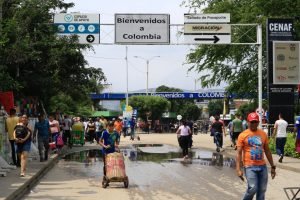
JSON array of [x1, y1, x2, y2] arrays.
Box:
[[247, 112, 259, 122]]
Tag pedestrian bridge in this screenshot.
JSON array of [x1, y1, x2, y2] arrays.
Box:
[[90, 91, 229, 100]]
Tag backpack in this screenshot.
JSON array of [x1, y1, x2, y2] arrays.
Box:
[[15, 125, 27, 139], [56, 134, 64, 146]]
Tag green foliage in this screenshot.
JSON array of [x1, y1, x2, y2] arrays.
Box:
[[0, 0, 106, 114], [237, 102, 257, 119], [207, 100, 223, 116], [180, 102, 202, 121], [182, 0, 300, 98], [129, 95, 170, 121], [49, 92, 93, 117], [155, 85, 196, 118], [269, 133, 300, 158]]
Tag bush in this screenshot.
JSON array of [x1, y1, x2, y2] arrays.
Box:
[[269, 133, 300, 159]]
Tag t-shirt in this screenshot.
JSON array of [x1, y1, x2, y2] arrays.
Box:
[[34, 120, 50, 137], [49, 120, 59, 133], [212, 121, 223, 133], [101, 130, 120, 154], [6, 116, 19, 140], [232, 118, 243, 133], [63, 118, 72, 131], [237, 129, 268, 167], [178, 125, 190, 136], [114, 121, 123, 133], [275, 119, 288, 138]]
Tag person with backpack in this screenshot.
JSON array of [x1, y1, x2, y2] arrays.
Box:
[[14, 115, 31, 177]]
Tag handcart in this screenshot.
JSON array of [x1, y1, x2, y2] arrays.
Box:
[[71, 130, 85, 146], [102, 152, 129, 188]]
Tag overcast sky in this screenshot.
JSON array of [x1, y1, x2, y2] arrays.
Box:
[[64, 0, 215, 93]]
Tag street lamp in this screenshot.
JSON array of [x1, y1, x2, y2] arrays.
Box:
[[134, 55, 160, 95]]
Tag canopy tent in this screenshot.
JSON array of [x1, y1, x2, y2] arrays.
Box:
[[91, 111, 121, 118]]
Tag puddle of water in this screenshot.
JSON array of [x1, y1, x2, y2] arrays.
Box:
[[63, 145, 236, 168]]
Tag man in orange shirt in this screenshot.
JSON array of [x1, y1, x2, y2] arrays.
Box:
[[236, 112, 276, 200], [114, 118, 123, 136]]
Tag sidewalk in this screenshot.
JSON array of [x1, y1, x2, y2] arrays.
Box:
[[1, 133, 299, 200]]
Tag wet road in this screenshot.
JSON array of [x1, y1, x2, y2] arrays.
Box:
[[24, 144, 247, 200]]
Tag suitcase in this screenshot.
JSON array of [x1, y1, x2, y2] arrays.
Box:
[[102, 152, 129, 188]]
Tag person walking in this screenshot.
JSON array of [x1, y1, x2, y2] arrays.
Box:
[[49, 115, 60, 147], [176, 120, 192, 159], [5, 108, 20, 166], [62, 115, 72, 147], [14, 115, 31, 177], [236, 112, 276, 200], [272, 113, 288, 163], [211, 115, 226, 152], [33, 114, 50, 162], [86, 118, 96, 143], [232, 114, 243, 150]]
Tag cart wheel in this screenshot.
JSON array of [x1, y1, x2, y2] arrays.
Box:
[[102, 177, 109, 188], [124, 177, 129, 188]]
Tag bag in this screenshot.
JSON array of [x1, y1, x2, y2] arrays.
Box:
[[15, 125, 27, 139], [56, 134, 64, 146]]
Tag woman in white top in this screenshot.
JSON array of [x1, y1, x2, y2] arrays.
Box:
[[176, 120, 191, 159], [273, 113, 288, 163]]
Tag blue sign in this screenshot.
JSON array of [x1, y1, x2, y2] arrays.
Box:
[[90, 92, 229, 100], [55, 23, 100, 34]]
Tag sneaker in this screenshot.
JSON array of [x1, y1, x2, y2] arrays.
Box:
[[216, 147, 220, 152], [279, 155, 283, 163]]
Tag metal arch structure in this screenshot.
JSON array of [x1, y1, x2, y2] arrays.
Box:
[[95, 23, 263, 125], [98, 23, 258, 45]]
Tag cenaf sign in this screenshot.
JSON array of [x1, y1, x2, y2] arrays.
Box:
[[90, 92, 228, 100]]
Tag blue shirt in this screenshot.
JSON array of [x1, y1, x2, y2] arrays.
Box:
[[34, 119, 50, 137], [101, 130, 120, 154]]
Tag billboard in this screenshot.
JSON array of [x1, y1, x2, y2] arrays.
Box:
[[115, 14, 170, 44]]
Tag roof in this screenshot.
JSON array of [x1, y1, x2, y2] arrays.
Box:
[[91, 111, 121, 117]]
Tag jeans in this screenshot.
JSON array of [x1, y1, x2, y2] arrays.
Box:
[[243, 165, 268, 200], [9, 140, 19, 166], [276, 137, 286, 156]]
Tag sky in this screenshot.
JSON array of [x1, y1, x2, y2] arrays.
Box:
[[64, 0, 212, 93]]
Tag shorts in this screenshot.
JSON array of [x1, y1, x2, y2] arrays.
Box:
[[16, 140, 31, 153]]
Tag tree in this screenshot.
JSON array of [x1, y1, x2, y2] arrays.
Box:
[[0, 0, 106, 113], [129, 95, 170, 121], [181, 0, 300, 98], [207, 100, 223, 116], [180, 102, 202, 121]]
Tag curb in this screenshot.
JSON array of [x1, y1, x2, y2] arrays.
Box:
[[5, 156, 59, 200]]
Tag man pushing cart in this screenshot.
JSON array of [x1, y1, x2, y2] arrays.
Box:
[[99, 121, 129, 188]]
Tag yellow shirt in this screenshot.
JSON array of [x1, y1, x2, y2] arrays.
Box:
[[6, 116, 19, 140]]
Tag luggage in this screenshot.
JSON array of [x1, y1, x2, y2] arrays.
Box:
[[102, 152, 129, 188]]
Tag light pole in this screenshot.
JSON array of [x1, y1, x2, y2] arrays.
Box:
[[134, 56, 160, 95]]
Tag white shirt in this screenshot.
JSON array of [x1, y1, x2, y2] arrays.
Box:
[[178, 125, 190, 136], [275, 119, 288, 138]]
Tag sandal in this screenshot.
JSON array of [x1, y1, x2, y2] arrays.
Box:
[[20, 173, 25, 177]]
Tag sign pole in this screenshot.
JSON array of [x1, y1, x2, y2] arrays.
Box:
[[126, 46, 129, 106], [258, 24, 263, 126]]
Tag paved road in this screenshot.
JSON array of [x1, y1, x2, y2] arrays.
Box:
[[23, 142, 300, 200]]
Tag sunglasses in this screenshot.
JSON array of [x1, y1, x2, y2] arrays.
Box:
[[250, 121, 259, 124]]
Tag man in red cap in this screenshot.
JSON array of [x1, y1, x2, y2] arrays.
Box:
[[236, 112, 276, 200]]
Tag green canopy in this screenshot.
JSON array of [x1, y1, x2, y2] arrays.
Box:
[[91, 111, 121, 118]]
